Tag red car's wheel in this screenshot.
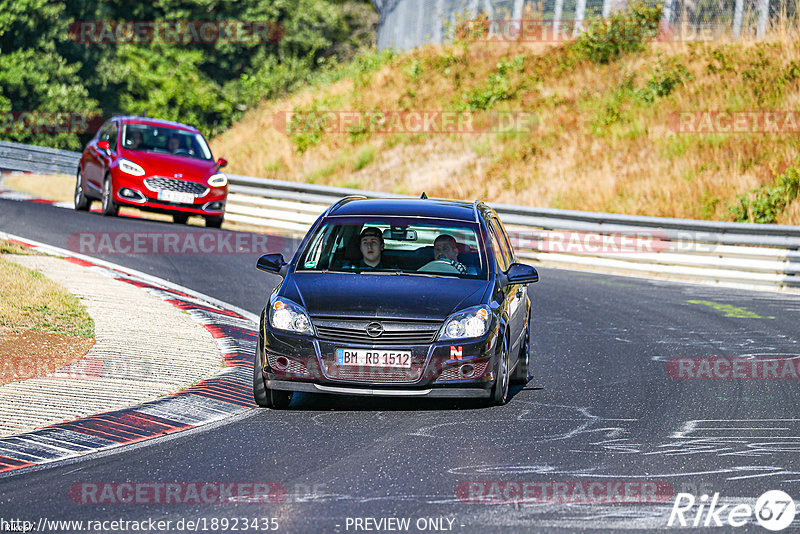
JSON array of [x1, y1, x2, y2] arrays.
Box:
[[74, 169, 90, 211], [101, 175, 118, 216]]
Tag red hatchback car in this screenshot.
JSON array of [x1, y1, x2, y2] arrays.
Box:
[[75, 116, 228, 227]]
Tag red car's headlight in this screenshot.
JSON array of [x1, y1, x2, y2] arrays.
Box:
[[208, 173, 228, 187], [119, 159, 145, 176]]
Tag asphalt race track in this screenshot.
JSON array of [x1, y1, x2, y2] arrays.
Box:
[[1, 198, 799, 532]]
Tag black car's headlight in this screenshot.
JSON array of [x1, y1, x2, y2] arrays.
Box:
[[438, 305, 491, 340], [268, 296, 312, 334]]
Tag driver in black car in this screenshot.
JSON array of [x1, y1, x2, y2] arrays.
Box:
[[345, 227, 390, 270], [433, 234, 468, 274]]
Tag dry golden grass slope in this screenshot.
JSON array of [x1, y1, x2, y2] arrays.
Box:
[[211, 25, 800, 224]]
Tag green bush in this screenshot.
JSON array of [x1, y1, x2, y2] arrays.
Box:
[[729, 166, 800, 223], [461, 55, 524, 110], [636, 58, 692, 103], [572, 1, 662, 64]]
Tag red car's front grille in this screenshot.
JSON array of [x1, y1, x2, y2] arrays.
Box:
[[144, 177, 208, 196]]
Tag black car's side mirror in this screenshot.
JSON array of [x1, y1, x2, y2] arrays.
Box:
[[501, 262, 539, 287], [256, 253, 287, 276]]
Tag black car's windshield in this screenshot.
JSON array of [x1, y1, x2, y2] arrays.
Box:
[[297, 217, 487, 279], [121, 123, 213, 160]]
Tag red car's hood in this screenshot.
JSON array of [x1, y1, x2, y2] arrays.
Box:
[[120, 150, 218, 182]]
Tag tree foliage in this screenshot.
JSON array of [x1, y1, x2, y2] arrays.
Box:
[[0, 0, 376, 148]]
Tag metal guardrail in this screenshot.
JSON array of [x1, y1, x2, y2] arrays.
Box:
[[1, 140, 799, 290]]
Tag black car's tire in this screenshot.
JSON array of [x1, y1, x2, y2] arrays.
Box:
[[101, 175, 118, 216], [253, 340, 293, 409], [511, 320, 531, 385], [489, 336, 511, 406], [205, 215, 223, 228], [74, 170, 90, 211], [173, 213, 190, 225]]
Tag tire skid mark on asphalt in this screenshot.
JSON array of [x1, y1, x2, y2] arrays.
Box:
[[0, 236, 258, 475], [440, 404, 800, 484]]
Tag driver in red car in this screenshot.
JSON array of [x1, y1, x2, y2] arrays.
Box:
[[128, 130, 144, 150], [434, 234, 468, 274], [167, 134, 181, 153]]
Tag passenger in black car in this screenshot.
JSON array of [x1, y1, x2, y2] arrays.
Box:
[[345, 227, 388, 270]]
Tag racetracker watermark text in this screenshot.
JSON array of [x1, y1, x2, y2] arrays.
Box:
[[68, 231, 284, 255], [456, 480, 674, 503], [0, 111, 103, 135], [0, 357, 103, 382], [669, 111, 800, 134], [68, 21, 285, 44], [273, 110, 537, 135], [69, 482, 286, 504], [667, 356, 800, 379], [457, 19, 682, 43]]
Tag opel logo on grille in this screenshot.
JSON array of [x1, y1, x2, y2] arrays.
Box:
[[174, 173, 183, 178], [366, 322, 384, 337]]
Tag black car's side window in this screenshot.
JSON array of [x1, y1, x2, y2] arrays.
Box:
[[488, 219, 512, 272], [494, 216, 516, 263], [489, 226, 509, 273]]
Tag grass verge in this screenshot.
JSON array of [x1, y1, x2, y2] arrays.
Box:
[[0, 243, 94, 337]]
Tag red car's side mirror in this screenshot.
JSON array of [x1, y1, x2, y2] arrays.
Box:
[[216, 157, 228, 168], [97, 140, 111, 151]]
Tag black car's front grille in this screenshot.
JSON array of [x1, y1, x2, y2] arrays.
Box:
[[436, 360, 490, 382], [266, 353, 309, 376], [312, 318, 441, 346], [322, 362, 423, 383], [144, 177, 207, 196]]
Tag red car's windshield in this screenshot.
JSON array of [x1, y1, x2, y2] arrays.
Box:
[[121, 123, 213, 161]]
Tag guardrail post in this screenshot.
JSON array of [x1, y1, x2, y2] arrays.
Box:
[[512, 0, 524, 24], [732, 0, 744, 38], [660, 0, 673, 30], [434, 0, 444, 43], [756, 0, 769, 37], [573, 0, 586, 37], [553, 0, 564, 39]]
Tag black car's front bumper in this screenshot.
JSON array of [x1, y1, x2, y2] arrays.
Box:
[[265, 379, 491, 397], [260, 325, 500, 397]]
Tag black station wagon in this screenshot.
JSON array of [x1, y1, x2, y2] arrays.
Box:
[[254, 196, 539, 408]]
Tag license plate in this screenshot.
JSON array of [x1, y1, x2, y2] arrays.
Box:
[[335, 349, 412, 368], [158, 190, 195, 204]]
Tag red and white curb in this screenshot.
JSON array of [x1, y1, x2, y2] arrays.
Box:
[[0, 232, 261, 474]]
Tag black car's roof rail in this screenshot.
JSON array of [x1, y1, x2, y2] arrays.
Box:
[[472, 200, 481, 223], [325, 195, 368, 216]]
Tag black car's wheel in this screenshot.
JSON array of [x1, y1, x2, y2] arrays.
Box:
[[253, 339, 293, 409], [101, 175, 118, 216], [205, 215, 223, 228], [173, 213, 190, 225], [74, 170, 90, 211], [511, 319, 531, 385], [489, 335, 511, 406]]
